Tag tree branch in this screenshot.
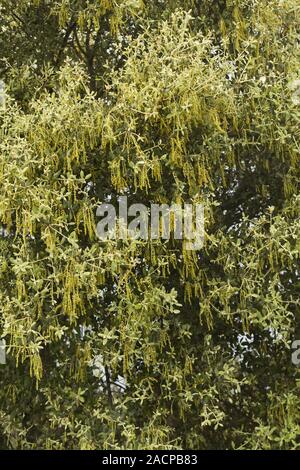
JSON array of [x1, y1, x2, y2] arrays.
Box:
[[54, 19, 77, 66]]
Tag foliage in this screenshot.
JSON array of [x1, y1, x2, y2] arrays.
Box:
[[0, 0, 300, 450]]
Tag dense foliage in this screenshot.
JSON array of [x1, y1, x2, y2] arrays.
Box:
[[0, 0, 300, 449]]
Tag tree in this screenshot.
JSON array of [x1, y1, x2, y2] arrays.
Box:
[[0, 0, 300, 450]]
